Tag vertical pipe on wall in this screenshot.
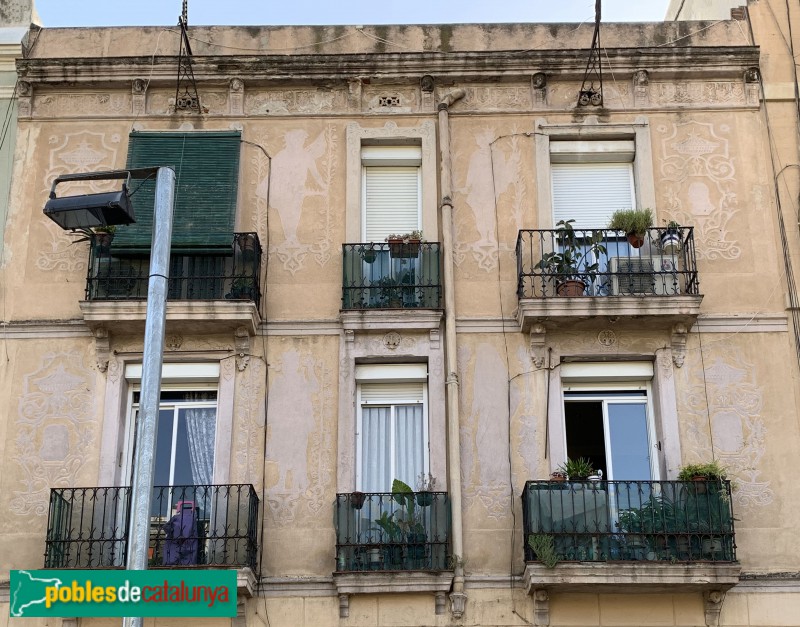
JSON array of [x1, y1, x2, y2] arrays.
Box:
[[437, 88, 467, 618]]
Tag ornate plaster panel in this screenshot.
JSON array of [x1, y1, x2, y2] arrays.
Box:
[[682, 346, 773, 510], [265, 344, 335, 527], [252, 127, 338, 275], [37, 130, 121, 273], [32, 93, 130, 118], [657, 121, 740, 260], [9, 352, 96, 519], [363, 87, 418, 113], [650, 81, 747, 106], [245, 89, 347, 115], [453, 126, 527, 272], [459, 85, 531, 111]]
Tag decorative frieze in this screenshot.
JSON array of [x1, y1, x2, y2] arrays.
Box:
[[460, 84, 531, 111], [363, 86, 417, 112], [32, 93, 130, 117], [650, 81, 747, 106], [245, 88, 347, 115]]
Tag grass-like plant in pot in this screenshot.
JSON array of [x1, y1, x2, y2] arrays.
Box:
[[608, 208, 653, 248], [534, 220, 606, 297], [557, 456, 595, 480]]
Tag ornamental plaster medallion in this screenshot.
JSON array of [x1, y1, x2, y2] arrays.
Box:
[[454, 126, 526, 271], [683, 348, 773, 510], [10, 352, 96, 517], [597, 329, 617, 348], [658, 121, 741, 260], [38, 131, 121, 272], [383, 331, 402, 350], [252, 127, 337, 275], [166, 335, 184, 350]]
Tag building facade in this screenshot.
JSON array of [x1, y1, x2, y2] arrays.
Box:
[[1, 8, 799, 627]]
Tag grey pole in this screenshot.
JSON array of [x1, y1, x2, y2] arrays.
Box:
[[123, 166, 175, 627]]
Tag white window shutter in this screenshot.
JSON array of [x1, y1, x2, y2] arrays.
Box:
[[360, 382, 425, 403], [551, 162, 635, 230], [364, 166, 420, 242]]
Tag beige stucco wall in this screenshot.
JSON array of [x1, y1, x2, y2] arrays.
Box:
[[2, 16, 800, 627]]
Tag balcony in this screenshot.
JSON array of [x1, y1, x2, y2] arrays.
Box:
[[79, 232, 262, 337], [45, 484, 259, 589], [333, 491, 453, 616], [515, 227, 703, 338], [340, 243, 442, 332], [521, 479, 740, 596]]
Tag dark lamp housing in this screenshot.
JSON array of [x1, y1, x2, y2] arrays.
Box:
[[43, 170, 137, 230]]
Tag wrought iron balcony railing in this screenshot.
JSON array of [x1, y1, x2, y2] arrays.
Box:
[[516, 227, 699, 299], [523, 480, 736, 564], [335, 491, 450, 572], [85, 232, 262, 308], [45, 484, 259, 570], [342, 243, 441, 310]]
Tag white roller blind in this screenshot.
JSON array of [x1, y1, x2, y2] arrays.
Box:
[[363, 166, 420, 242], [552, 162, 635, 230], [360, 382, 425, 403]]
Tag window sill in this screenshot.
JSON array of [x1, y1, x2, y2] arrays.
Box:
[[340, 309, 443, 332]]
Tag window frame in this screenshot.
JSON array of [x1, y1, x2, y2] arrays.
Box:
[[355, 380, 430, 492]]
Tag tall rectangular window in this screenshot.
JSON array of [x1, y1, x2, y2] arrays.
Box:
[[356, 364, 428, 492], [362, 146, 421, 242]]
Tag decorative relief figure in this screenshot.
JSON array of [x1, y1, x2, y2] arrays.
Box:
[[658, 121, 740, 260], [460, 343, 511, 520], [633, 69, 650, 107], [16, 80, 32, 117], [253, 127, 337, 274], [38, 131, 121, 272], [265, 348, 334, 525], [10, 352, 96, 517], [683, 348, 773, 510], [454, 127, 526, 271], [229, 78, 244, 116]]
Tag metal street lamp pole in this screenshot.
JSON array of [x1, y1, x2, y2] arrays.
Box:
[[122, 166, 175, 627]]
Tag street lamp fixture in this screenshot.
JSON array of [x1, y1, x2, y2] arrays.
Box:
[[43, 169, 139, 230]]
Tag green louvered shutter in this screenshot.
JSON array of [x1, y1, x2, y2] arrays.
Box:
[[113, 131, 241, 252]]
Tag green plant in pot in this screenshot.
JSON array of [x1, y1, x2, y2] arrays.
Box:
[[228, 276, 255, 300], [535, 220, 607, 297], [557, 457, 595, 480], [386, 230, 424, 258], [608, 208, 653, 248], [415, 472, 436, 507], [392, 479, 429, 563]]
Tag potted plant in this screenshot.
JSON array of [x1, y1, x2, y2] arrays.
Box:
[[235, 232, 258, 260], [534, 220, 607, 297], [358, 244, 378, 264], [557, 457, 595, 480], [93, 225, 116, 253], [350, 491, 366, 510], [660, 220, 682, 255], [608, 208, 653, 248], [415, 473, 436, 507], [386, 230, 423, 258], [376, 275, 402, 307], [373, 510, 404, 567], [227, 276, 255, 300], [549, 471, 568, 482]]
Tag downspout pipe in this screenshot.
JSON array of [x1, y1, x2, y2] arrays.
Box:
[[437, 88, 467, 618]]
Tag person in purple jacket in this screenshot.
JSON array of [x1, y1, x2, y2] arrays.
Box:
[[162, 500, 198, 565]]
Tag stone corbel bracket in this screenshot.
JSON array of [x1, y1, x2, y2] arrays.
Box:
[[532, 72, 547, 108], [234, 325, 251, 371], [450, 591, 467, 619], [229, 78, 244, 115], [671, 322, 689, 368], [704, 590, 726, 627], [533, 588, 549, 626], [132, 78, 147, 115], [634, 69, 650, 107], [93, 327, 111, 372], [744, 67, 760, 107], [17, 81, 32, 118], [529, 323, 547, 368]]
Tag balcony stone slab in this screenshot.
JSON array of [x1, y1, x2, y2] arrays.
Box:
[[524, 561, 741, 593], [80, 300, 261, 336], [237, 567, 257, 598], [333, 571, 453, 618], [517, 295, 703, 334], [340, 309, 443, 332]]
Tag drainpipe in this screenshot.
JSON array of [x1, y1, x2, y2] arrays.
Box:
[[438, 87, 467, 619]]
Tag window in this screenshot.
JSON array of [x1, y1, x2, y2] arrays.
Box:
[[548, 361, 669, 480], [361, 146, 421, 241], [113, 131, 242, 252], [355, 364, 429, 492]]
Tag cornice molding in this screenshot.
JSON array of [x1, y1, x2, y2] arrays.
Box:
[[17, 46, 760, 86]]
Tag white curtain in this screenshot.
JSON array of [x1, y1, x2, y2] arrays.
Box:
[[360, 404, 424, 492], [184, 407, 216, 486]]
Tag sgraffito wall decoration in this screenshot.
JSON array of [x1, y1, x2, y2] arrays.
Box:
[[38, 130, 121, 273], [657, 121, 741, 261], [682, 345, 773, 511], [9, 351, 96, 518], [252, 127, 338, 275], [264, 343, 335, 527]]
